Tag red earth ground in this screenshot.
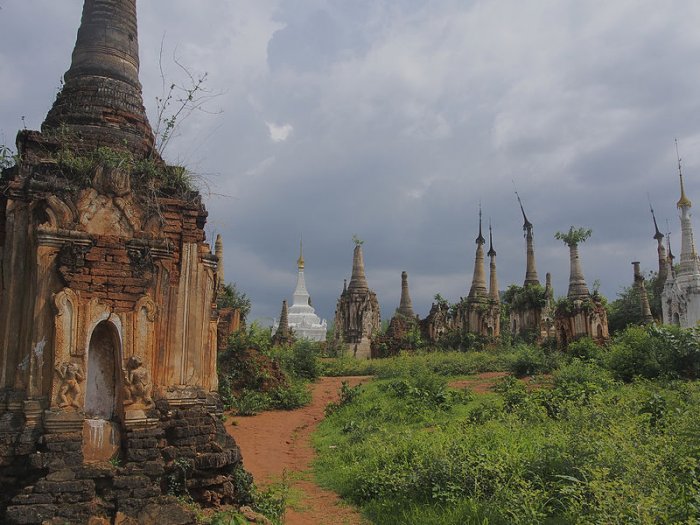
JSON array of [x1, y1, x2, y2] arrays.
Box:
[[225, 376, 371, 525]]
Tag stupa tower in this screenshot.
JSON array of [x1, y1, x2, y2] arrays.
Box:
[[397, 271, 416, 318], [280, 239, 327, 341], [487, 224, 499, 303], [633, 262, 654, 324], [43, 0, 157, 158], [517, 192, 540, 287], [467, 208, 488, 300], [650, 205, 667, 283], [334, 240, 380, 358]]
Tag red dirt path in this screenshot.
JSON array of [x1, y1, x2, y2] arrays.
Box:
[[225, 376, 372, 525]]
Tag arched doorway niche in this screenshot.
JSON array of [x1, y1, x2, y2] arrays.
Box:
[[83, 318, 123, 462]]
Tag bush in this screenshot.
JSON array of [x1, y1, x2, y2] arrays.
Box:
[[508, 344, 560, 377]]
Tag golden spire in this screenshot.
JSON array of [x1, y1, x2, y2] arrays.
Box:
[[676, 139, 692, 209], [297, 237, 304, 270]]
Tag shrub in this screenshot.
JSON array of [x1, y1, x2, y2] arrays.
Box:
[[509, 344, 560, 377]]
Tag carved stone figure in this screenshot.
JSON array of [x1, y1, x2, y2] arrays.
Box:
[[123, 355, 153, 407], [55, 362, 84, 409]]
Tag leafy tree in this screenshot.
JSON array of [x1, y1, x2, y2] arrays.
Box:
[[217, 282, 251, 324], [554, 226, 592, 246]]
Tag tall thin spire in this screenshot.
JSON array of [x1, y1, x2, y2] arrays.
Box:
[[649, 201, 667, 283], [516, 191, 539, 286], [676, 139, 691, 209], [397, 271, 415, 318], [42, 0, 156, 158], [633, 262, 654, 324], [347, 242, 369, 292], [297, 237, 305, 270], [272, 300, 291, 345], [215, 234, 224, 290], [487, 223, 499, 302], [468, 206, 488, 300]]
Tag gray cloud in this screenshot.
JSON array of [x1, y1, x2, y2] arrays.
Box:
[[2, 1, 700, 324]]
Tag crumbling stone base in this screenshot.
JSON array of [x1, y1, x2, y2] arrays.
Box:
[[1, 398, 250, 524]]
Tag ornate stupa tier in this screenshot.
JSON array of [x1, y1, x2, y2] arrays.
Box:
[[567, 244, 590, 299], [467, 210, 488, 301], [42, 0, 157, 158], [347, 244, 369, 292]]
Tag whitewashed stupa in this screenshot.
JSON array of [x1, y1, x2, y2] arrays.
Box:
[[274, 241, 327, 341]]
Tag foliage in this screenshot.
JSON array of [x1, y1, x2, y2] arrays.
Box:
[[49, 143, 196, 196], [607, 271, 662, 333], [605, 324, 700, 381], [322, 349, 519, 378], [207, 475, 287, 525], [508, 344, 561, 377], [502, 284, 547, 311], [352, 234, 364, 246], [314, 354, 700, 524], [0, 141, 17, 170], [554, 226, 593, 246], [216, 282, 252, 323], [218, 324, 320, 415]]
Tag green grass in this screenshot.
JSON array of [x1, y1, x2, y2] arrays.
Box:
[[313, 355, 700, 524]]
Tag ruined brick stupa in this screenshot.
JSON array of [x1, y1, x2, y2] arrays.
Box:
[[334, 241, 380, 358], [0, 1, 247, 522]]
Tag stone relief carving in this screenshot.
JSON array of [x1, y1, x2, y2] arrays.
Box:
[[123, 355, 153, 407], [93, 165, 130, 197], [53, 288, 80, 357], [55, 361, 84, 409]]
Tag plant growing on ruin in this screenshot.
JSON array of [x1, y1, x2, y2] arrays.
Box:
[[153, 42, 222, 157], [352, 234, 364, 246], [0, 141, 16, 170], [554, 226, 592, 246]]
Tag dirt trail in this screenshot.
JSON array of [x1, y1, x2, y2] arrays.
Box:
[[225, 376, 371, 525]]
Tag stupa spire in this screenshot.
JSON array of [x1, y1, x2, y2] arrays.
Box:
[[488, 223, 499, 302], [215, 234, 224, 290], [516, 191, 539, 286], [272, 300, 292, 345], [297, 237, 305, 270], [347, 239, 369, 292], [42, 0, 157, 158], [633, 261, 654, 324], [649, 201, 667, 283], [468, 206, 488, 300], [676, 139, 691, 209], [397, 271, 415, 318]]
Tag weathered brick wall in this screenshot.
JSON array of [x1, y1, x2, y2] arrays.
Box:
[[4, 400, 249, 524]]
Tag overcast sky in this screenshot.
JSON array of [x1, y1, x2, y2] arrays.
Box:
[[2, 1, 700, 325]]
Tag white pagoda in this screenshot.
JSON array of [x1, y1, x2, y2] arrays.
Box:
[[275, 241, 327, 341]]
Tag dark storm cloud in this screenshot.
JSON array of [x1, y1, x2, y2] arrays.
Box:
[[3, 1, 700, 324]]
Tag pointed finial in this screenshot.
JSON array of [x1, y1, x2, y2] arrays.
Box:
[[487, 220, 496, 257], [476, 203, 485, 245], [297, 236, 304, 270], [666, 219, 675, 262], [648, 195, 664, 241], [515, 190, 533, 234], [676, 139, 692, 208]]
